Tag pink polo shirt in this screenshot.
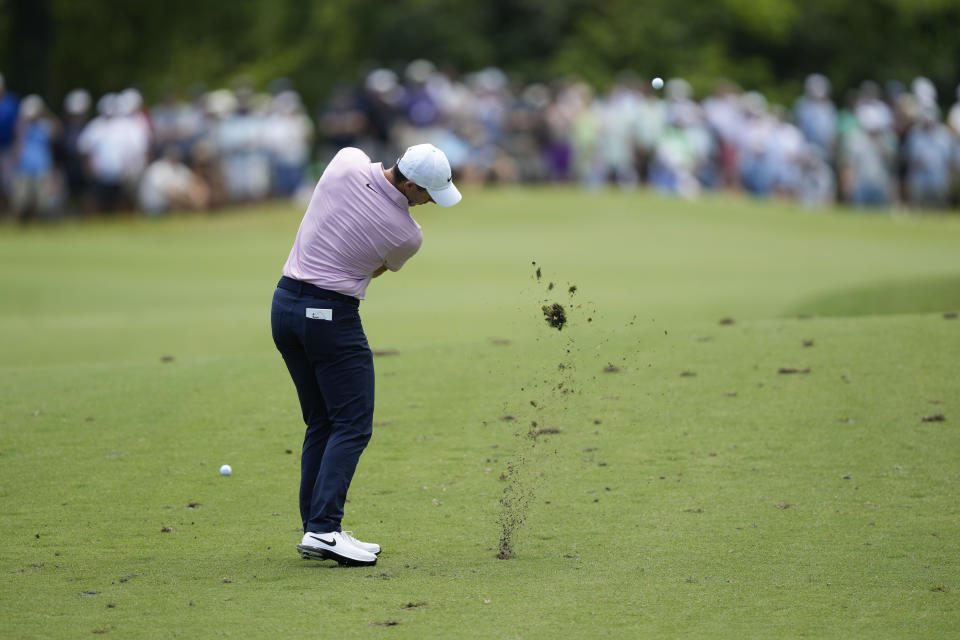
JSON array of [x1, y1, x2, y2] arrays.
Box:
[[282, 147, 423, 300]]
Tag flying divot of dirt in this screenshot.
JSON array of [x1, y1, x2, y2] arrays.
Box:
[[496, 264, 578, 559], [542, 303, 567, 330], [496, 456, 532, 559]]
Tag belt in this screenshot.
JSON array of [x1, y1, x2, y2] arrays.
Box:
[[277, 276, 359, 307]]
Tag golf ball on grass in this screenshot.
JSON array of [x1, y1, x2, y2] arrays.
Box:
[[220, 464, 232, 476], [652, 77, 664, 90]]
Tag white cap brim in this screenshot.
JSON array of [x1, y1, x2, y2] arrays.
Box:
[[427, 182, 462, 207]]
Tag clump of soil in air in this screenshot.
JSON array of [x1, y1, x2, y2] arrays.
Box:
[[943, 312, 957, 319], [680, 371, 697, 377], [542, 303, 567, 330], [719, 317, 736, 325], [778, 367, 811, 374], [603, 364, 620, 373], [803, 339, 815, 347], [569, 285, 577, 295], [533, 262, 542, 281], [922, 414, 946, 422], [372, 348, 399, 357]]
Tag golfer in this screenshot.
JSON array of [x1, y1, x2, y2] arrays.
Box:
[[272, 144, 461, 566]]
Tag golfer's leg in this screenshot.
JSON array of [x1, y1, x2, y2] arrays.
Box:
[[272, 287, 333, 531], [305, 348, 375, 533], [278, 348, 334, 531]]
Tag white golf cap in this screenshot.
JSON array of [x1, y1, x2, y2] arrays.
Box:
[[397, 143, 461, 207]]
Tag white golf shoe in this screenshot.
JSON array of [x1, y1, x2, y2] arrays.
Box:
[[297, 531, 377, 566], [341, 531, 381, 556]]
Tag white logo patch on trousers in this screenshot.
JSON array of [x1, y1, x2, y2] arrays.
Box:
[[306, 308, 333, 320]]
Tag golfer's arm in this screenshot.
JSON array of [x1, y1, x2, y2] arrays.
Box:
[[372, 265, 388, 278]]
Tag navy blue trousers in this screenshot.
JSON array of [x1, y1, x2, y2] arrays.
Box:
[[271, 277, 374, 534]]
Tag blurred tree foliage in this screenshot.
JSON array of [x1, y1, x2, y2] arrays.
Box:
[[1, 0, 958, 109]]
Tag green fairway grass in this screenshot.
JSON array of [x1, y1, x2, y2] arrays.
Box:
[[1, 190, 959, 638]]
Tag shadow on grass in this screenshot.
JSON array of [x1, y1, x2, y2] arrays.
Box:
[[787, 274, 960, 318]]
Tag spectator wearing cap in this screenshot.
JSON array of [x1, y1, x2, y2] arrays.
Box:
[[541, 81, 580, 182], [0, 72, 20, 210], [401, 59, 442, 130], [501, 83, 551, 183], [59, 89, 93, 214], [78, 93, 125, 212], [318, 83, 369, 163], [948, 84, 960, 206], [793, 74, 837, 164], [703, 80, 744, 190], [903, 106, 954, 208], [648, 99, 712, 198], [264, 90, 314, 198], [215, 87, 271, 203], [591, 80, 641, 189], [359, 69, 404, 162], [738, 91, 777, 197], [766, 105, 808, 198], [115, 88, 152, 206], [854, 81, 895, 138], [948, 84, 960, 138], [10, 95, 62, 221], [151, 90, 184, 160], [840, 97, 898, 208]]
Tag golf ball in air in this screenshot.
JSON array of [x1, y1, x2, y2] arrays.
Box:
[[652, 77, 664, 90], [220, 464, 232, 476]]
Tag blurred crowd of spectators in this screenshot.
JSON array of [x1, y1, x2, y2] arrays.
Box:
[[0, 74, 314, 221], [2, 62, 960, 222]]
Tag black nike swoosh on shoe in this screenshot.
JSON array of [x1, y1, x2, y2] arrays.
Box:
[[308, 535, 336, 546]]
